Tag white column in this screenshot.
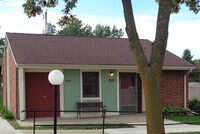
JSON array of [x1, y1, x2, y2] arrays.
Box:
[[18, 67, 25, 120], [116, 70, 119, 111]]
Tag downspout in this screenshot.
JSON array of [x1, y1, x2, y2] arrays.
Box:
[[184, 74, 187, 108]]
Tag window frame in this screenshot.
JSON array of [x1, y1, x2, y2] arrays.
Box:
[[81, 70, 101, 101]]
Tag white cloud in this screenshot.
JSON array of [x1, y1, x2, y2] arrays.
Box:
[[0, 10, 44, 37], [77, 14, 157, 40], [134, 15, 156, 41], [0, 10, 62, 37], [78, 13, 200, 59], [4, 1, 23, 8], [167, 19, 200, 59]]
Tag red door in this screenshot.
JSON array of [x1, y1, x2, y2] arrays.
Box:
[[25, 72, 60, 118]]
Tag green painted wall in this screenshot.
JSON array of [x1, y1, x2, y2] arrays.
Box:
[[63, 69, 118, 113], [101, 70, 117, 111], [63, 69, 80, 112]]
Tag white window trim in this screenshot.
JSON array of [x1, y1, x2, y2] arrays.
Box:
[[80, 70, 101, 102]]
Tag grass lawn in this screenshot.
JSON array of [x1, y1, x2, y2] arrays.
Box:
[[168, 132, 200, 134], [9, 119, 133, 130], [165, 115, 200, 124]]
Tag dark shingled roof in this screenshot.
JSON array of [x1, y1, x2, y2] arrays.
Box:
[[6, 32, 193, 67]]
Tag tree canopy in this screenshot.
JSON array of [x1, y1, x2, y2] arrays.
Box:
[[57, 18, 93, 36], [22, 1, 200, 134], [182, 48, 194, 64], [182, 49, 200, 82], [93, 24, 123, 38], [57, 18, 124, 38]]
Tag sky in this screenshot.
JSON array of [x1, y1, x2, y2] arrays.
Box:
[[0, 0, 200, 59]]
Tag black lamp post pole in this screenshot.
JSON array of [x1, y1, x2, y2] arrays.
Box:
[[54, 85, 58, 134]]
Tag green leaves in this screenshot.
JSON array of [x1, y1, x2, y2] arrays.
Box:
[[57, 18, 93, 36], [22, 0, 58, 18], [63, 0, 78, 14], [182, 49, 200, 82], [156, 0, 200, 14], [57, 18, 124, 38], [93, 24, 124, 38], [182, 48, 194, 64], [185, 0, 200, 14]]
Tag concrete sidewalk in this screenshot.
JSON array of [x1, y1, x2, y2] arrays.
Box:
[[2, 114, 200, 134], [0, 117, 21, 134]]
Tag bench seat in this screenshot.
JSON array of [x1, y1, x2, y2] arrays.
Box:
[[76, 102, 106, 118]]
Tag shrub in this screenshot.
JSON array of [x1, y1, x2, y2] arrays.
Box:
[[189, 97, 200, 111], [162, 105, 188, 116], [0, 106, 14, 120], [2, 110, 14, 120]]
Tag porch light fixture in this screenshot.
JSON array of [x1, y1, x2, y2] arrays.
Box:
[[110, 71, 114, 77], [48, 69, 64, 134]]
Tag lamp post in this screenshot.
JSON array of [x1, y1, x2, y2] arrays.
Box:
[[48, 70, 64, 134]]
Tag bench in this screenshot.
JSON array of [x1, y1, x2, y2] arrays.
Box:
[[76, 102, 106, 118]]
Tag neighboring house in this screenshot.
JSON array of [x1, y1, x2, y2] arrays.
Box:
[[2, 32, 194, 120], [189, 82, 200, 100]]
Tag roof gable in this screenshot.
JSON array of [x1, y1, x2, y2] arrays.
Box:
[[6, 32, 193, 68]]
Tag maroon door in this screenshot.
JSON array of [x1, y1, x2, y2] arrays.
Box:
[[25, 72, 60, 118]]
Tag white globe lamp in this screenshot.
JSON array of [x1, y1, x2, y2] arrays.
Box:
[[48, 70, 64, 85], [48, 69, 64, 134]]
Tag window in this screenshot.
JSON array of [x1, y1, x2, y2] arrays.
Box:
[[82, 72, 99, 98]]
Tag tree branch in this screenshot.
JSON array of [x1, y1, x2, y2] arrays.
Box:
[[151, 0, 172, 80], [122, 0, 149, 76]]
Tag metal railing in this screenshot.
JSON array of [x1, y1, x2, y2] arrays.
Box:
[[21, 109, 200, 134], [22, 109, 109, 134]]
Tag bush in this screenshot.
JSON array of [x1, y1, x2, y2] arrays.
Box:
[[189, 97, 200, 111], [0, 106, 14, 120], [162, 105, 188, 116], [2, 111, 14, 120]]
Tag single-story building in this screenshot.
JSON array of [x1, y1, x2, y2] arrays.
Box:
[[2, 32, 194, 120]]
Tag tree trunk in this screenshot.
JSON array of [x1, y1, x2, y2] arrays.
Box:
[[122, 0, 172, 133], [142, 72, 165, 133]]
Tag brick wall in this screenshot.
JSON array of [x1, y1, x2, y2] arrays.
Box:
[[2, 47, 7, 107], [160, 70, 188, 107], [9, 49, 18, 118]]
